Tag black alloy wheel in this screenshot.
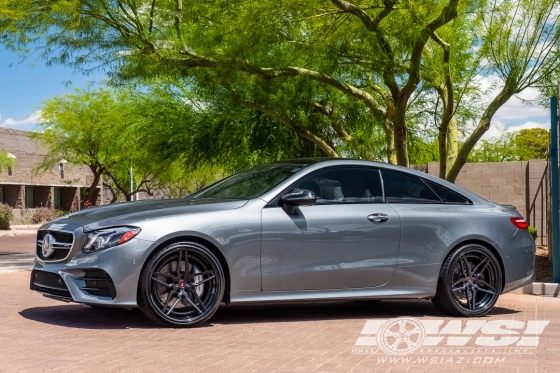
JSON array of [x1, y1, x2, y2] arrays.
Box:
[[432, 244, 502, 317], [138, 242, 225, 327]]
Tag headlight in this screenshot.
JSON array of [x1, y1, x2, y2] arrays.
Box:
[[82, 227, 141, 253]]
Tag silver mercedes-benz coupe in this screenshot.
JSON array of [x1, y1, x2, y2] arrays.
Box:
[[31, 159, 535, 327]]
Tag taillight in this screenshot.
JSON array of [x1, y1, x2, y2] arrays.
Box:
[[510, 217, 528, 229]]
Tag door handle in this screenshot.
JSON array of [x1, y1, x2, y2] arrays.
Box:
[[367, 213, 390, 223]]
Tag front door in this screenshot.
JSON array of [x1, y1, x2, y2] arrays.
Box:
[[261, 167, 401, 291]]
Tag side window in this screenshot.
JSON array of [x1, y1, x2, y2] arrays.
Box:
[[381, 170, 441, 204], [425, 180, 471, 204], [292, 167, 383, 204]]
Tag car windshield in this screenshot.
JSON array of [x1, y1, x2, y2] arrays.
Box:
[[189, 163, 307, 200]]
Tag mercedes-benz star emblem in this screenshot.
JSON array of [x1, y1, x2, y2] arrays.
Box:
[[42, 234, 56, 258]]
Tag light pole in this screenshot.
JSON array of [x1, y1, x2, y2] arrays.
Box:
[[130, 162, 134, 202]]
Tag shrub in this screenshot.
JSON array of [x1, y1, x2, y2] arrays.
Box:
[[0, 203, 13, 230], [54, 209, 68, 218], [528, 226, 537, 241], [31, 207, 57, 224]]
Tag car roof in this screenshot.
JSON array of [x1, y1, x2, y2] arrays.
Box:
[[260, 158, 490, 205]]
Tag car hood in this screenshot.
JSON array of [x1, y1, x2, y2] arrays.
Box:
[[41, 198, 248, 232]]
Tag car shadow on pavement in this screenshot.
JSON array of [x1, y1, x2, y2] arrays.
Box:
[[209, 300, 520, 325], [19, 299, 520, 329], [19, 305, 161, 330]]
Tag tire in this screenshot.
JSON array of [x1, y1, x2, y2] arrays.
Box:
[[432, 244, 502, 317], [138, 241, 225, 327]]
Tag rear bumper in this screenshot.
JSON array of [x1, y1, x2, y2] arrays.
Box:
[[494, 229, 536, 293], [503, 272, 535, 293]]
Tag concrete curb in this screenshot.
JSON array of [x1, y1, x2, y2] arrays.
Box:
[[511, 282, 560, 297], [9, 225, 41, 230], [0, 229, 38, 237]]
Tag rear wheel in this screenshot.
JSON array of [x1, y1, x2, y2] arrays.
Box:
[[432, 244, 502, 317], [138, 242, 225, 327]]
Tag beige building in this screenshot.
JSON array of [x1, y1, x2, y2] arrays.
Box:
[[0, 127, 101, 220]]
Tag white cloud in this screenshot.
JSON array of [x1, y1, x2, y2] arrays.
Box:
[[481, 120, 550, 140], [494, 89, 548, 122], [0, 111, 42, 127], [505, 121, 550, 132]]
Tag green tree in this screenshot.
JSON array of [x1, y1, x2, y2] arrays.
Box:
[[2, 0, 559, 182], [0, 152, 15, 175], [467, 132, 518, 162], [515, 128, 549, 160], [467, 127, 549, 163], [33, 88, 124, 205]]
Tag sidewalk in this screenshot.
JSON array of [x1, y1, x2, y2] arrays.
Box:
[[0, 269, 558, 373], [0, 224, 40, 237], [0, 253, 34, 274]]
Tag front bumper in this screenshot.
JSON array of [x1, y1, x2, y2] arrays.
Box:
[[30, 238, 154, 307]]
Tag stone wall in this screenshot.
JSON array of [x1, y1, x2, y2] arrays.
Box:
[[427, 161, 548, 245], [0, 127, 93, 187], [0, 128, 103, 216]]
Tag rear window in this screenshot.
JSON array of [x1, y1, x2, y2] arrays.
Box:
[[381, 171, 441, 203], [425, 180, 471, 204]]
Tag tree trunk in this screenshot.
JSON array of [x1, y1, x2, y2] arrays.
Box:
[[85, 171, 101, 207], [393, 105, 409, 167], [446, 88, 513, 182], [384, 124, 397, 164], [446, 116, 458, 174]]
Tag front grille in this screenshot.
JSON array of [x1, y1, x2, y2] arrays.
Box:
[[76, 270, 116, 299], [30, 270, 72, 300], [36, 230, 74, 261]]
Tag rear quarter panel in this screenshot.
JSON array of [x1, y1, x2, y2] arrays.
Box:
[[388, 203, 529, 286]]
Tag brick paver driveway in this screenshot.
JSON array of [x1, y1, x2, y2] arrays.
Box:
[[0, 270, 558, 373]]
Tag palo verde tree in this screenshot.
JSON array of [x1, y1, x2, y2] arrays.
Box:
[[3, 0, 560, 181], [34, 88, 126, 205], [0, 151, 15, 175]]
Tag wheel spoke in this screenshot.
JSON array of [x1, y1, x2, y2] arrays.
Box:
[[388, 337, 402, 348], [409, 326, 421, 335], [469, 288, 477, 310], [478, 280, 495, 290], [452, 277, 467, 287], [183, 251, 190, 282], [472, 257, 489, 274], [161, 290, 176, 314], [183, 296, 203, 314], [475, 286, 495, 295], [452, 285, 466, 292], [167, 296, 182, 315], [193, 275, 216, 287], [190, 289, 207, 312], [402, 337, 416, 349], [176, 250, 182, 275], [152, 277, 173, 288], [398, 320, 407, 333], [384, 330, 401, 338], [460, 255, 472, 277]]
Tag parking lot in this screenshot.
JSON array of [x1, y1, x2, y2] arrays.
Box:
[[0, 268, 557, 372]]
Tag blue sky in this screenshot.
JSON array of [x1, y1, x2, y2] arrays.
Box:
[[0, 47, 106, 131], [0, 46, 551, 138]]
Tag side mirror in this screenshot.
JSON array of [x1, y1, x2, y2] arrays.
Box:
[[281, 188, 316, 214]]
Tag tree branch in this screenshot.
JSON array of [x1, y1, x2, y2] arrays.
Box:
[[235, 96, 339, 158]]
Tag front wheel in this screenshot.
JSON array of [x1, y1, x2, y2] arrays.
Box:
[[432, 244, 502, 317], [138, 242, 225, 327]]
